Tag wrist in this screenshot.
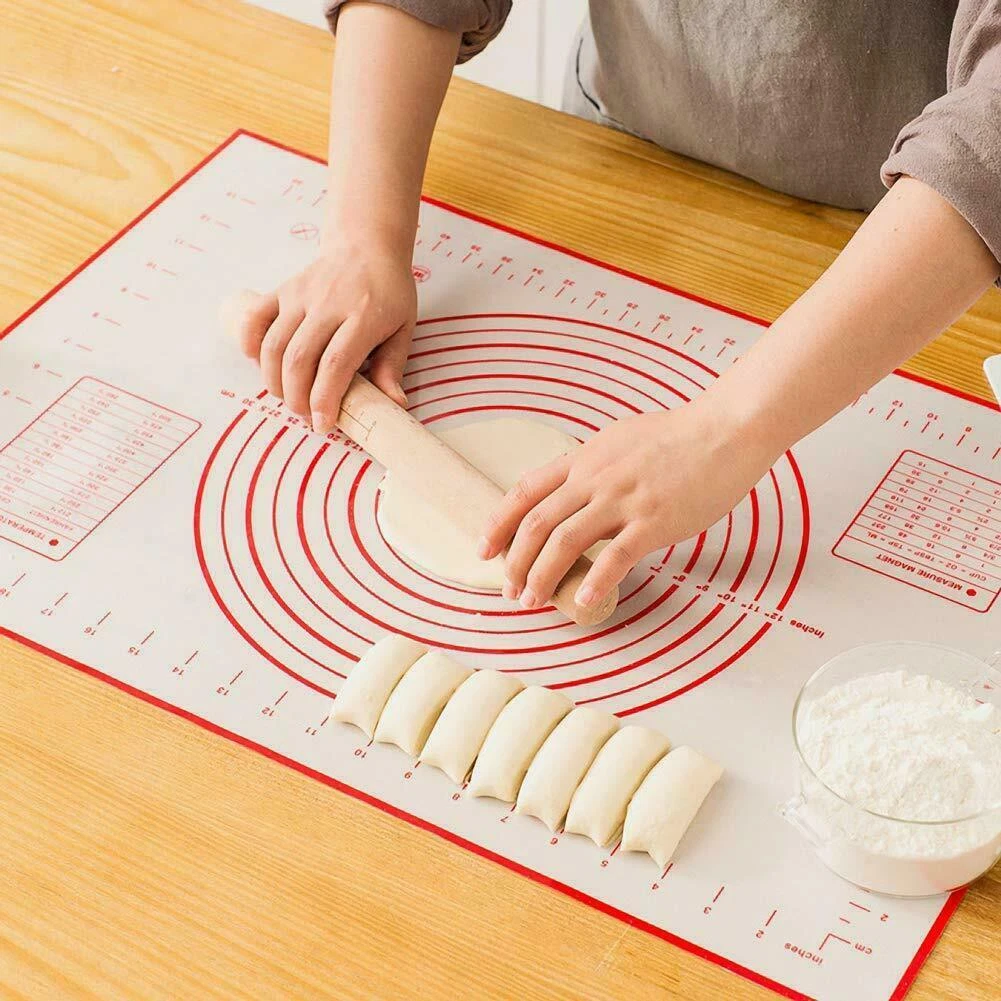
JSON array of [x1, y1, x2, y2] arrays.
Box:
[[320, 218, 414, 268], [322, 190, 417, 263], [691, 383, 789, 473]]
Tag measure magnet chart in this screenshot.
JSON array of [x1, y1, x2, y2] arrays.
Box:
[[1, 132, 999, 1001]]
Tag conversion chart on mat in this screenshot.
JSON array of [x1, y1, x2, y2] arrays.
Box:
[[1, 132, 999, 1001]]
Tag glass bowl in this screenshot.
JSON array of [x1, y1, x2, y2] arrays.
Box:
[[780, 640, 1001, 897]]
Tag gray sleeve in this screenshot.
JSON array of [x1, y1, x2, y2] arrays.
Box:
[[881, 1, 1001, 272], [324, 0, 511, 63]]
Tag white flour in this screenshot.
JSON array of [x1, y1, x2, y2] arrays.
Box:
[[794, 670, 1001, 894]]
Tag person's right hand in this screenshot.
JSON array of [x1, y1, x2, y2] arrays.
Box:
[[232, 238, 417, 433]]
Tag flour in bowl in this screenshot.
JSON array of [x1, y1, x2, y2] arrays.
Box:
[[793, 669, 1001, 894], [799, 670, 1001, 822]]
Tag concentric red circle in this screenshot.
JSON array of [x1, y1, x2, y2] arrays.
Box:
[[194, 313, 809, 714]]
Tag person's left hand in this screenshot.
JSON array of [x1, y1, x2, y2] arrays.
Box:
[[477, 402, 778, 612]]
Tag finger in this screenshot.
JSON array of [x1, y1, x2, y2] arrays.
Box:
[[478, 455, 571, 562], [505, 486, 587, 607], [260, 304, 306, 401], [228, 290, 278, 360], [368, 322, 413, 409], [575, 527, 648, 609], [522, 505, 616, 609], [281, 313, 340, 418], [309, 314, 375, 434]]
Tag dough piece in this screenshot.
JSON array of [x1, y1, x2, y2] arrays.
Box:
[[515, 707, 619, 831], [373, 651, 472, 756], [331, 634, 428, 737], [564, 726, 670, 847], [377, 418, 603, 588], [621, 746, 723, 867], [420, 670, 525, 784], [467, 686, 573, 802]]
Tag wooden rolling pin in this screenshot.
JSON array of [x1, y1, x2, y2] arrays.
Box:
[[222, 291, 619, 627]]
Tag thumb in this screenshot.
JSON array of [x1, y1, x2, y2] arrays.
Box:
[[220, 288, 279, 361], [367, 323, 413, 409]]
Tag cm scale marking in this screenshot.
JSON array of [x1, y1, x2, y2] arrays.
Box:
[[0, 131, 998, 1001]]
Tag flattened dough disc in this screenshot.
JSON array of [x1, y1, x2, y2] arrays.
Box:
[[377, 417, 603, 588]]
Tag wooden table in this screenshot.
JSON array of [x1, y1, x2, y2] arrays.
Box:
[[1, 2, 999, 998]]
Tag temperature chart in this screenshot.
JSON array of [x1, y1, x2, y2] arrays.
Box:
[[0, 132, 998, 1001]]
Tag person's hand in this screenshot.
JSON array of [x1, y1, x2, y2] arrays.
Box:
[[478, 402, 779, 612], [232, 239, 417, 432]]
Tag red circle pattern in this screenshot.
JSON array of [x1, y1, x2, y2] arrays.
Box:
[[194, 314, 810, 715]]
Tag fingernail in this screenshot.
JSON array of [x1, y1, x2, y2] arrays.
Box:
[[502, 581, 516, 601], [576, 585, 596, 607], [312, 411, 331, 435], [477, 538, 494, 560], [520, 588, 538, 609], [396, 386, 409, 408]]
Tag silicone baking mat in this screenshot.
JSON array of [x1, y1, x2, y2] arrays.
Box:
[[2, 132, 998, 1001]]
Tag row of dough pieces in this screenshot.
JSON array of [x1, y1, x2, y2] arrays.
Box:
[[332, 636, 722, 867]]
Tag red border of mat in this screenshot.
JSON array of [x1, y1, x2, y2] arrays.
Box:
[[1, 128, 988, 1001]]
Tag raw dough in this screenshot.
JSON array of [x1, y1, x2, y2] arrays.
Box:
[[373, 651, 472, 756], [621, 746, 723, 867], [377, 417, 602, 588], [420, 669, 525, 784], [331, 634, 428, 737], [564, 726, 670, 847], [467, 686, 573, 802], [515, 707, 619, 831]]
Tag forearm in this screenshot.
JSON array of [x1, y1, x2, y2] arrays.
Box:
[[708, 177, 999, 459], [324, 2, 460, 255]]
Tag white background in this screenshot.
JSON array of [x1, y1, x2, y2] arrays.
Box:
[[247, 0, 588, 108]]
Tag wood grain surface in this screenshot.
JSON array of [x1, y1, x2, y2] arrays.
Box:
[[1, 2, 999, 999]]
